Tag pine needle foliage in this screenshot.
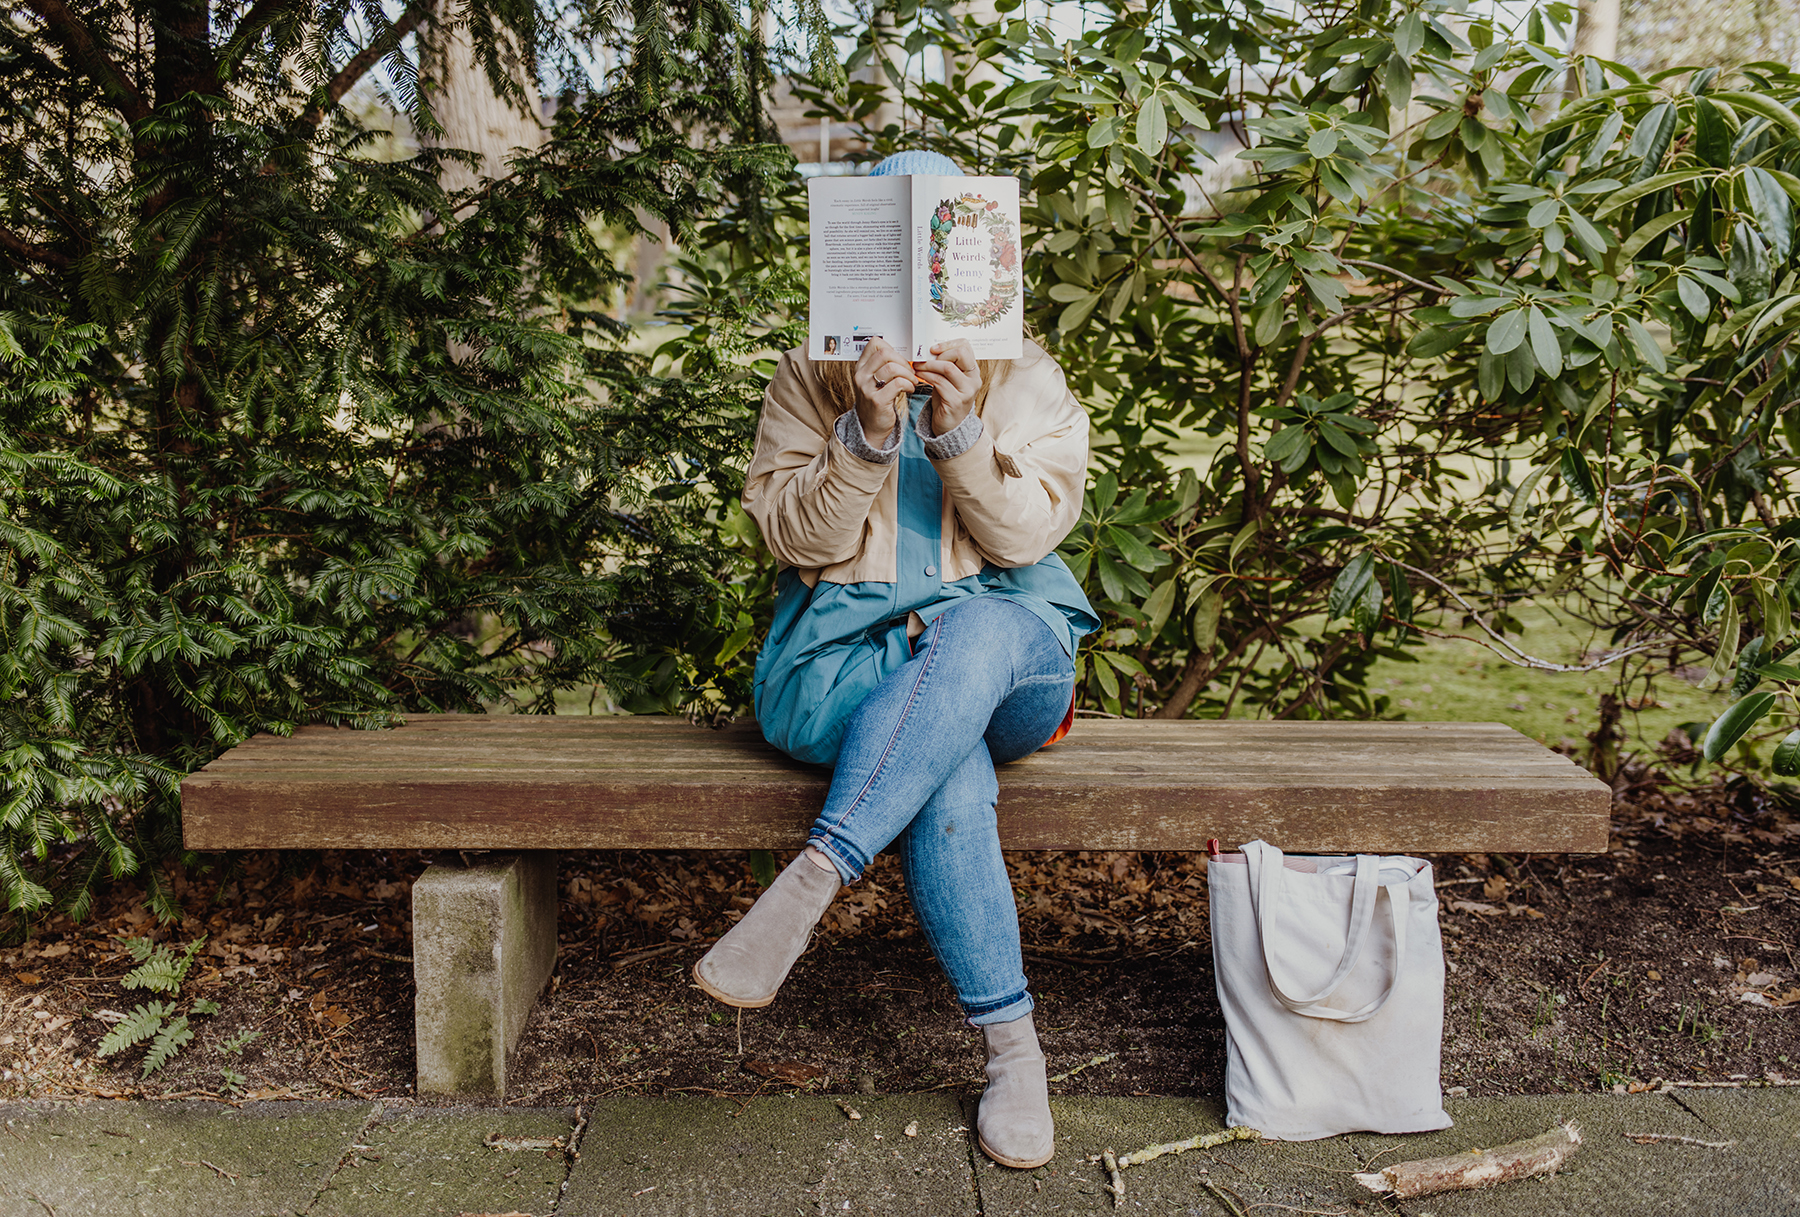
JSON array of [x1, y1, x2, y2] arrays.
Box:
[[0, 0, 827, 917]]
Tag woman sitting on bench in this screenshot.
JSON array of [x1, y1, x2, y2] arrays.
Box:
[[693, 149, 1095, 1173]]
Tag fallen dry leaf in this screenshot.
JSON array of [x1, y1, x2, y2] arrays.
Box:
[[1450, 900, 1501, 916], [744, 1059, 824, 1086], [31, 943, 72, 960], [14, 972, 40, 986]]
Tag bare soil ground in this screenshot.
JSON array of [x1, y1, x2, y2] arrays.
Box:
[[2, 765, 1797, 1106]]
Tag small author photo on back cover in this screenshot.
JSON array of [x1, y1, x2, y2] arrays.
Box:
[[822, 335, 839, 354]]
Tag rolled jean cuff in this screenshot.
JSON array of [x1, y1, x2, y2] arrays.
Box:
[[965, 991, 1034, 1027], [806, 832, 863, 886]]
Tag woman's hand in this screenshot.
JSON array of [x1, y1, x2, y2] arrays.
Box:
[[853, 338, 917, 448], [913, 340, 981, 437]]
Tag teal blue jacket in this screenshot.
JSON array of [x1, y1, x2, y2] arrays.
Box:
[[754, 392, 1096, 767]]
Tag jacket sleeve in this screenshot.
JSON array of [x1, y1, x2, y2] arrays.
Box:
[[932, 347, 1089, 568], [741, 350, 894, 569]]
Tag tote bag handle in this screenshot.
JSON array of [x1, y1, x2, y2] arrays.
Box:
[[1243, 840, 1409, 1025]]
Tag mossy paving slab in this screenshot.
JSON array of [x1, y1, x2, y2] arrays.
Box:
[[0, 1100, 372, 1217], [1661, 1088, 1800, 1213], [558, 1094, 977, 1217], [1342, 1093, 1770, 1217], [309, 1105, 578, 1217], [971, 1096, 1364, 1216]]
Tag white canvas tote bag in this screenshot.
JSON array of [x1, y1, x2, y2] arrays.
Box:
[[1208, 839, 1452, 1140]]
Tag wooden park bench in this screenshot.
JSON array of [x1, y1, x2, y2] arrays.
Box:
[[181, 714, 1610, 1097]]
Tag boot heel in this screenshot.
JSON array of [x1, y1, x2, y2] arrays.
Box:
[[977, 1012, 1055, 1169]]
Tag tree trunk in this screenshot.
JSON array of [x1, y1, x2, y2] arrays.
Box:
[[418, 5, 543, 196], [1566, 0, 1621, 95]]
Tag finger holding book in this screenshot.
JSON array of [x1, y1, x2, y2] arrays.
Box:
[[914, 339, 980, 436], [854, 336, 916, 446]]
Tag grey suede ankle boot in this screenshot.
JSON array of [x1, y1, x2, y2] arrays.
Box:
[[977, 1012, 1055, 1169], [692, 851, 841, 1008]]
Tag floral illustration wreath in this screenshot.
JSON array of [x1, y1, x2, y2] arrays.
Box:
[[928, 195, 1019, 328]]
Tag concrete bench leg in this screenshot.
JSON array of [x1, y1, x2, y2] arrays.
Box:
[[412, 852, 558, 1098]]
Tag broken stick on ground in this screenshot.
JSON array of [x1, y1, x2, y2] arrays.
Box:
[[1117, 1125, 1262, 1168], [1354, 1121, 1581, 1200], [1622, 1132, 1736, 1148], [1102, 1149, 1124, 1206]]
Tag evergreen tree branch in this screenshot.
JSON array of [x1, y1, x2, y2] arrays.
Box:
[[216, 0, 300, 78], [21, 0, 151, 124], [0, 224, 70, 269], [291, 3, 429, 135]]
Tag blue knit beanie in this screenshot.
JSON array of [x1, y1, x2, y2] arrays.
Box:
[[868, 150, 964, 177]]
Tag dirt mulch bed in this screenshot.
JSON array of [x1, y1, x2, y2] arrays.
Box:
[[2, 765, 1797, 1105]]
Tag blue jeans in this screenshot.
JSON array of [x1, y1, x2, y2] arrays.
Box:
[[808, 596, 1075, 1025]]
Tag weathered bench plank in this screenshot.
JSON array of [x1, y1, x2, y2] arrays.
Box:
[[183, 715, 1610, 855]]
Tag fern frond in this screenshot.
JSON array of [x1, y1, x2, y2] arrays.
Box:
[[122, 953, 184, 994], [96, 1002, 171, 1058], [141, 1015, 192, 1077]]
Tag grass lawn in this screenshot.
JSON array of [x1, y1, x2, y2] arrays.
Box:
[[1362, 604, 1724, 761]]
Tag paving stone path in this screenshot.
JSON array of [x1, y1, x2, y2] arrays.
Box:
[[0, 1091, 1793, 1216]]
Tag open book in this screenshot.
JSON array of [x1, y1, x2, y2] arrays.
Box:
[[808, 174, 1022, 363]]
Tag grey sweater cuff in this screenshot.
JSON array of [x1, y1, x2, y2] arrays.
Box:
[[835, 408, 901, 464], [916, 406, 984, 460]]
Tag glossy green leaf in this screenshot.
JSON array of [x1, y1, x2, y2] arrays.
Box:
[[1702, 690, 1778, 762], [1394, 12, 1425, 59], [1593, 167, 1710, 218], [1136, 95, 1168, 153], [1623, 315, 1668, 371], [1486, 308, 1527, 354], [1328, 552, 1377, 622], [1678, 275, 1711, 320], [1561, 446, 1598, 507], [1710, 90, 1800, 141], [1508, 462, 1554, 535], [1773, 729, 1800, 777], [1694, 97, 1731, 167], [1527, 308, 1562, 377], [1744, 167, 1794, 262], [1142, 577, 1178, 635]]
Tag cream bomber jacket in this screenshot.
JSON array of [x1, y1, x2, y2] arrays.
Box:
[[742, 339, 1090, 588]]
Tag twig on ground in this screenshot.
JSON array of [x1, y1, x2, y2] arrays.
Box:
[[1354, 1121, 1581, 1200], [1102, 1149, 1124, 1206], [1244, 1205, 1349, 1215], [566, 1104, 588, 1164], [1201, 1177, 1250, 1217], [1049, 1052, 1117, 1083], [611, 942, 689, 969], [1117, 1125, 1262, 1168], [484, 1132, 567, 1152], [1623, 1132, 1736, 1147], [181, 1159, 239, 1182]]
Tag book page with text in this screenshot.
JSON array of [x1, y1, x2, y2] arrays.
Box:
[[808, 177, 910, 361], [910, 175, 1023, 361]]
